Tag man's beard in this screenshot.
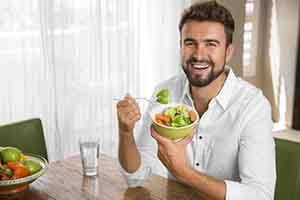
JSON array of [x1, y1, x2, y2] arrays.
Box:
[[182, 56, 226, 87]]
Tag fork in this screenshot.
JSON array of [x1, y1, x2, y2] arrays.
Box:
[[113, 97, 155, 104]]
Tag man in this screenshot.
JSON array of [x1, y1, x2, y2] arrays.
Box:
[[116, 1, 276, 200]]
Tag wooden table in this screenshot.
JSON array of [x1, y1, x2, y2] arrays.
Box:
[[10, 154, 201, 200]]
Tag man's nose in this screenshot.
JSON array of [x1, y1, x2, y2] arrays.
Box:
[[192, 44, 207, 60]]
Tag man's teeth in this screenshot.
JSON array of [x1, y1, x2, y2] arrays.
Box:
[[192, 64, 209, 69]]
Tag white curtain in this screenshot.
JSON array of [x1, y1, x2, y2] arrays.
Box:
[[0, 0, 190, 161]]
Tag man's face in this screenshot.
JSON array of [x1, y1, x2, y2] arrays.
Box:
[[180, 21, 234, 87]]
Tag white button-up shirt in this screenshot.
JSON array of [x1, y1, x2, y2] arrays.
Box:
[[120, 67, 276, 200]]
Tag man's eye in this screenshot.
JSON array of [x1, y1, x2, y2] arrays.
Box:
[[185, 42, 195, 47], [206, 42, 217, 47]]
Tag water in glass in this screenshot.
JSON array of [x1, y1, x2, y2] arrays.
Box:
[[80, 141, 99, 176]]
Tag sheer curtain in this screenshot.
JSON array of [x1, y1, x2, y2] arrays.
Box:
[[0, 0, 190, 161]]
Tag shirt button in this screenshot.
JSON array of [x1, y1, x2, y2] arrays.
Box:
[[199, 136, 203, 139], [196, 163, 200, 166]]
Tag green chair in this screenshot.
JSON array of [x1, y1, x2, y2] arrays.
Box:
[[0, 118, 48, 160], [275, 138, 300, 200]]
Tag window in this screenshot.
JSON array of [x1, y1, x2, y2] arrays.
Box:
[[243, 0, 259, 77]]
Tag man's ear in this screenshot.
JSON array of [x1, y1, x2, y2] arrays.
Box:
[[225, 43, 235, 64]]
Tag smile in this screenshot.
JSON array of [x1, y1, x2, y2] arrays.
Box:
[[191, 63, 210, 70]]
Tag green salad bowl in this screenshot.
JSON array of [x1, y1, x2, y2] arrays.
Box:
[[0, 154, 48, 198], [149, 103, 199, 140]]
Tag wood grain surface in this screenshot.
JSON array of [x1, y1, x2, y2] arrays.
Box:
[[5, 154, 202, 200]]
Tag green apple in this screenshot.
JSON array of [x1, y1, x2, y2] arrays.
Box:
[[0, 147, 22, 164], [23, 160, 41, 175]]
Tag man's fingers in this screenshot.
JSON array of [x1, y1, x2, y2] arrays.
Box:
[[117, 97, 140, 120], [116, 95, 142, 132], [130, 113, 141, 122], [157, 151, 167, 168], [158, 144, 164, 153], [150, 125, 172, 146], [119, 110, 141, 124], [117, 95, 138, 107], [117, 101, 131, 108], [157, 148, 170, 168], [124, 95, 137, 104], [176, 128, 196, 146], [157, 150, 165, 163], [151, 125, 196, 147], [126, 110, 140, 119]]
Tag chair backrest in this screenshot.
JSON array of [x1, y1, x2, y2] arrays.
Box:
[[275, 138, 300, 200], [0, 118, 48, 160]]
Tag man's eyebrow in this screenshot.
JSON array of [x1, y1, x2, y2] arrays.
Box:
[[183, 38, 221, 44], [203, 39, 221, 44], [183, 38, 197, 43]]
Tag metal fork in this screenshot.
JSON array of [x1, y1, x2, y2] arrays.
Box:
[[113, 97, 155, 104]]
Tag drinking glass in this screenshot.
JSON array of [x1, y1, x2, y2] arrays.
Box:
[[79, 136, 100, 176]]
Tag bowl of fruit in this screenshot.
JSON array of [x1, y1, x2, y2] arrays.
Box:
[[0, 146, 48, 197], [150, 103, 199, 140]]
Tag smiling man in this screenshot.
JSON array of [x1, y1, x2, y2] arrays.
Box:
[[181, 21, 232, 88], [116, 1, 276, 200]]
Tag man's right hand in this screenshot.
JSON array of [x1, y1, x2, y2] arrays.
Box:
[[116, 95, 141, 135], [117, 95, 142, 173]]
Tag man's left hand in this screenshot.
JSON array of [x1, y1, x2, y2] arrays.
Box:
[[150, 125, 195, 180]]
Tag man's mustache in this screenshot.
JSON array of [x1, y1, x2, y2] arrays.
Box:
[[187, 57, 214, 66]]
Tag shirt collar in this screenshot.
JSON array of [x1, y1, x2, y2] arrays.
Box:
[[215, 67, 237, 110], [182, 66, 237, 110]]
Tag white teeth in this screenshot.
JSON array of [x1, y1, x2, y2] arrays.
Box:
[[193, 64, 209, 69]]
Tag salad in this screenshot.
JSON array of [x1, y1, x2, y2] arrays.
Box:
[[155, 105, 197, 127], [0, 147, 41, 180]]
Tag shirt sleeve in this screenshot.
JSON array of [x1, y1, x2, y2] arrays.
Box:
[[119, 148, 154, 187], [225, 92, 276, 200]]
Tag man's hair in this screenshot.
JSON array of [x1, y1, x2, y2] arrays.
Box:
[[179, 1, 235, 46]]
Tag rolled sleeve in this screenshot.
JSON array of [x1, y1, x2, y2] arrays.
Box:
[[119, 128, 157, 187], [225, 179, 274, 200], [119, 154, 153, 187]]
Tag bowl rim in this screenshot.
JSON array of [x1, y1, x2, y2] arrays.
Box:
[[0, 154, 48, 186], [150, 103, 199, 130]]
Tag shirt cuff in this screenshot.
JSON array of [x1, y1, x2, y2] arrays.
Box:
[[224, 180, 273, 200], [119, 158, 152, 188], [225, 180, 239, 200], [225, 180, 256, 200]]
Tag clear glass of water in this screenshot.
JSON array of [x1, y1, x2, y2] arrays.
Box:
[[79, 136, 100, 176]]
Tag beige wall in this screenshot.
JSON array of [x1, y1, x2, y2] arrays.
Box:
[[191, 0, 300, 126]]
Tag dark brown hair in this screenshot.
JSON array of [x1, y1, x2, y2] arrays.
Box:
[[179, 1, 235, 46]]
